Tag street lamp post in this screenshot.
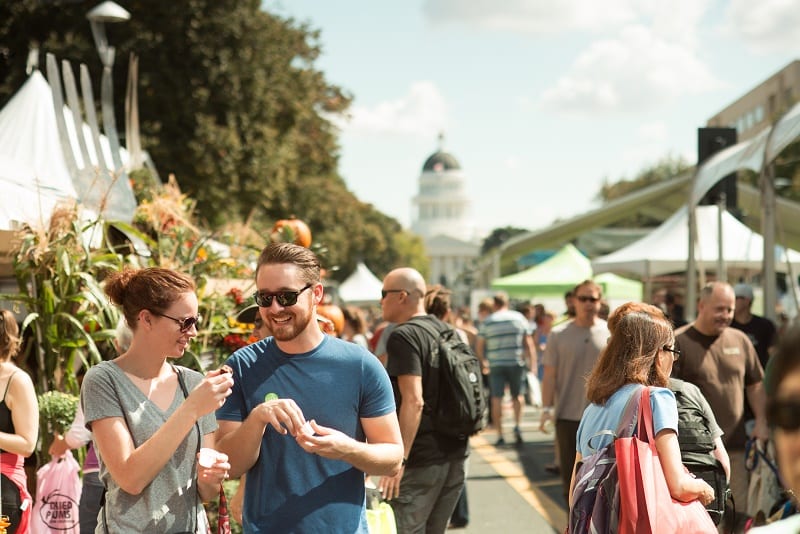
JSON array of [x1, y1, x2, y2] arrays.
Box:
[[86, 1, 130, 173]]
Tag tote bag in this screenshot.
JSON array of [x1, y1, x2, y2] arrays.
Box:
[[616, 387, 716, 534], [31, 453, 82, 534]]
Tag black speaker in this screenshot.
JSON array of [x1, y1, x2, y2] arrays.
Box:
[[697, 127, 738, 208]]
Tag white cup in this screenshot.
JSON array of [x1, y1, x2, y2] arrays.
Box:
[[198, 447, 219, 468]]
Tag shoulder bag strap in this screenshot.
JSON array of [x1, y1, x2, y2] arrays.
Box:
[[636, 386, 656, 444], [172, 365, 203, 534]]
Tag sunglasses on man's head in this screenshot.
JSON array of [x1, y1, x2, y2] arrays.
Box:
[[254, 284, 313, 308], [152, 311, 202, 333], [576, 295, 600, 303], [767, 398, 800, 431]]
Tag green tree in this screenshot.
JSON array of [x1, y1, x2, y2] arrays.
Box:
[[0, 1, 425, 277], [481, 226, 528, 255]]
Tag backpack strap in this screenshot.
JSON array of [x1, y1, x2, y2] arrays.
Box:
[[586, 430, 616, 455], [404, 316, 444, 342], [584, 386, 644, 454]]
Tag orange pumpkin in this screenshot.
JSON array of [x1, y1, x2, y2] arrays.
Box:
[[270, 217, 312, 248], [317, 303, 345, 336]]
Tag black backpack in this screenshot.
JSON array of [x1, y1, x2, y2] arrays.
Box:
[[407, 318, 487, 439], [670, 380, 731, 526]]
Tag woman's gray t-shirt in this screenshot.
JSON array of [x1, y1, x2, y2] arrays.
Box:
[[81, 361, 216, 533]]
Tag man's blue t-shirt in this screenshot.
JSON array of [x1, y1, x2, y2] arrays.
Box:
[[216, 335, 395, 533], [576, 384, 678, 458]]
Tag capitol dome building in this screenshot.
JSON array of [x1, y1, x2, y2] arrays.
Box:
[[411, 135, 479, 301]]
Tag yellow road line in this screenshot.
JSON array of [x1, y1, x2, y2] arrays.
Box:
[[471, 433, 567, 533]]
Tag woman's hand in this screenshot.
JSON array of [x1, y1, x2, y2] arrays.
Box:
[[187, 370, 234, 417], [696, 479, 715, 506], [197, 449, 231, 493]]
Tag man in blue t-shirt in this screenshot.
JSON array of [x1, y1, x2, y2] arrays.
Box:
[[215, 243, 403, 533]]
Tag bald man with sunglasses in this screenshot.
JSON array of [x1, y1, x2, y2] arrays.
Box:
[[378, 268, 470, 533]]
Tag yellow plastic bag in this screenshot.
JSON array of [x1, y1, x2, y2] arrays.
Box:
[[366, 502, 397, 534]]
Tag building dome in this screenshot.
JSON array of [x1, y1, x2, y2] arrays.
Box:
[[422, 151, 461, 172]]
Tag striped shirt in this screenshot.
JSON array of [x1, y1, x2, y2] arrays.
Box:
[[478, 309, 532, 366]]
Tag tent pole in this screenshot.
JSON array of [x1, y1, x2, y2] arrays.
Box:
[[762, 162, 777, 322], [717, 194, 726, 282], [687, 205, 698, 321]]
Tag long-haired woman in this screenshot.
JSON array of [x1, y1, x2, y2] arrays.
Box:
[[0, 309, 38, 533], [569, 302, 714, 507]]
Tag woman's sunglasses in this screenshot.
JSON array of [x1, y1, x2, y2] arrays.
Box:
[[767, 398, 800, 431], [253, 284, 312, 308], [152, 311, 202, 333]]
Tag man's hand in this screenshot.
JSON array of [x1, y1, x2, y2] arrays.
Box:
[[256, 398, 307, 436], [378, 468, 405, 500], [294, 420, 354, 460], [752, 417, 769, 443]]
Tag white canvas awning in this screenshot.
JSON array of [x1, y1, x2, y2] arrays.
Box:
[[338, 262, 383, 304], [592, 205, 800, 278], [0, 71, 137, 230]]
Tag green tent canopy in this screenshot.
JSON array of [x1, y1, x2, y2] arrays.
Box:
[[491, 244, 642, 302], [491, 244, 592, 298]]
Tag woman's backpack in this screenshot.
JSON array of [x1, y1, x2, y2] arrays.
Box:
[[569, 388, 642, 534]]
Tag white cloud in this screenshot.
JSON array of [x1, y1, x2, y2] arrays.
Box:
[[422, 0, 638, 34], [539, 25, 722, 115], [722, 0, 800, 53], [333, 81, 448, 136]]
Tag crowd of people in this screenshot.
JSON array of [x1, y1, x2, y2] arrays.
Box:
[[2, 242, 800, 533]]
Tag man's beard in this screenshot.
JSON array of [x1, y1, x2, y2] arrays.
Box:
[[268, 308, 313, 341]]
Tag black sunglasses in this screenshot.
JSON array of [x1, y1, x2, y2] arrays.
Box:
[[381, 289, 407, 299], [254, 284, 313, 308], [152, 311, 202, 333], [662, 346, 681, 361], [576, 295, 600, 303], [767, 398, 800, 431]]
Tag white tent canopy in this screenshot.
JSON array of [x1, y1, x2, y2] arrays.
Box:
[[0, 71, 137, 230], [338, 262, 384, 304], [591, 205, 800, 278]]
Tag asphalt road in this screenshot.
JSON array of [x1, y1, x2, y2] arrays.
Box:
[[450, 402, 568, 533]]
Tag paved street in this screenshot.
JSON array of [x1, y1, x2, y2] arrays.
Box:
[[451, 402, 568, 533]]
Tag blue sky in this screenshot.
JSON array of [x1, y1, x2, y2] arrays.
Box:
[[264, 0, 800, 237]]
